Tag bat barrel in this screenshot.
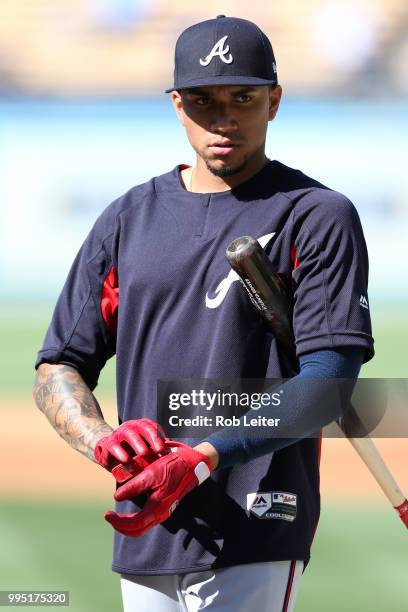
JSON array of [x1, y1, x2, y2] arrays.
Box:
[[226, 236, 298, 371], [226, 235, 257, 257]]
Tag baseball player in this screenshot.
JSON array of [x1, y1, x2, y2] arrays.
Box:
[[33, 16, 374, 612]]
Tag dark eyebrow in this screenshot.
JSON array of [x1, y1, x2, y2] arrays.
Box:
[[184, 88, 210, 96], [232, 87, 257, 94]]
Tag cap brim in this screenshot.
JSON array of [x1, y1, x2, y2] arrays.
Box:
[[165, 75, 277, 93]]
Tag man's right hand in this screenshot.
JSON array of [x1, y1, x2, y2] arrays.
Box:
[[94, 418, 167, 483]]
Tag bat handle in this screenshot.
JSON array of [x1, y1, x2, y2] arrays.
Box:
[[345, 434, 408, 528]]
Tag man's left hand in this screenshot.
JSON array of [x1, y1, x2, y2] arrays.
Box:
[[104, 441, 213, 537]]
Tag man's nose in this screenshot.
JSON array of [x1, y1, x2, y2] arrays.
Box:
[[209, 105, 238, 132]]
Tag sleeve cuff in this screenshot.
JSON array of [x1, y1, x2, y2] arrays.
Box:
[[35, 348, 99, 391], [296, 332, 374, 364]]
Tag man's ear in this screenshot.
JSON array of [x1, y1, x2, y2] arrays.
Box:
[[268, 85, 283, 121], [171, 90, 185, 126]]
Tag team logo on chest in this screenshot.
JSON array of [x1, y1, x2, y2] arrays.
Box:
[[205, 233, 276, 309], [199, 35, 233, 66]]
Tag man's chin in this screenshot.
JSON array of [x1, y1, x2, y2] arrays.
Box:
[[204, 157, 248, 178]]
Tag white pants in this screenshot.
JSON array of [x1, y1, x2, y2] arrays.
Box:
[[121, 560, 304, 612]]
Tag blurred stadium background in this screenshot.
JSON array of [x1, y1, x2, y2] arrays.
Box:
[[0, 1, 407, 611]]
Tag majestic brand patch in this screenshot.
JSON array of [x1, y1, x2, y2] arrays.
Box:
[[359, 295, 369, 310], [247, 491, 297, 522]]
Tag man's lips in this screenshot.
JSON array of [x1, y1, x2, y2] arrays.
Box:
[[208, 142, 241, 156]]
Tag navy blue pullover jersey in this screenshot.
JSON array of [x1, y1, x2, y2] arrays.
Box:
[[35, 160, 374, 575]]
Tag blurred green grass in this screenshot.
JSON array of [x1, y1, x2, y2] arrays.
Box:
[[0, 305, 116, 396], [0, 501, 121, 612], [299, 504, 408, 611], [0, 501, 407, 612], [0, 302, 406, 396]]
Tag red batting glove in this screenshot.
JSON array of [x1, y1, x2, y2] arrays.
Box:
[[104, 441, 212, 537], [395, 499, 408, 528], [94, 418, 167, 483]]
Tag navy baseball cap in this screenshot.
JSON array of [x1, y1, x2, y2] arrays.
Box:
[[165, 15, 278, 92]]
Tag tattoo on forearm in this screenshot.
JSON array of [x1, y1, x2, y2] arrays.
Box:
[[33, 363, 113, 461]]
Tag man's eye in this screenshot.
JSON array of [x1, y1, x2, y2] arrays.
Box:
[[196, 97, 211, 105], [236, 94, 252, 103]]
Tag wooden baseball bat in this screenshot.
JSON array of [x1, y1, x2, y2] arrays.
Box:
[[226, 235, 408, 528]]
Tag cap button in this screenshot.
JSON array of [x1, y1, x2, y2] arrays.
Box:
[[216, 15, 226, 18]]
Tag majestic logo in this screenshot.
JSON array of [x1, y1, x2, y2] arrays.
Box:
[[247, 492, 272, 517], [205, 233, 276, 309], [253, 495, 268, 506], [360, 295, 369, 310], [199, 36, 233, 66]]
